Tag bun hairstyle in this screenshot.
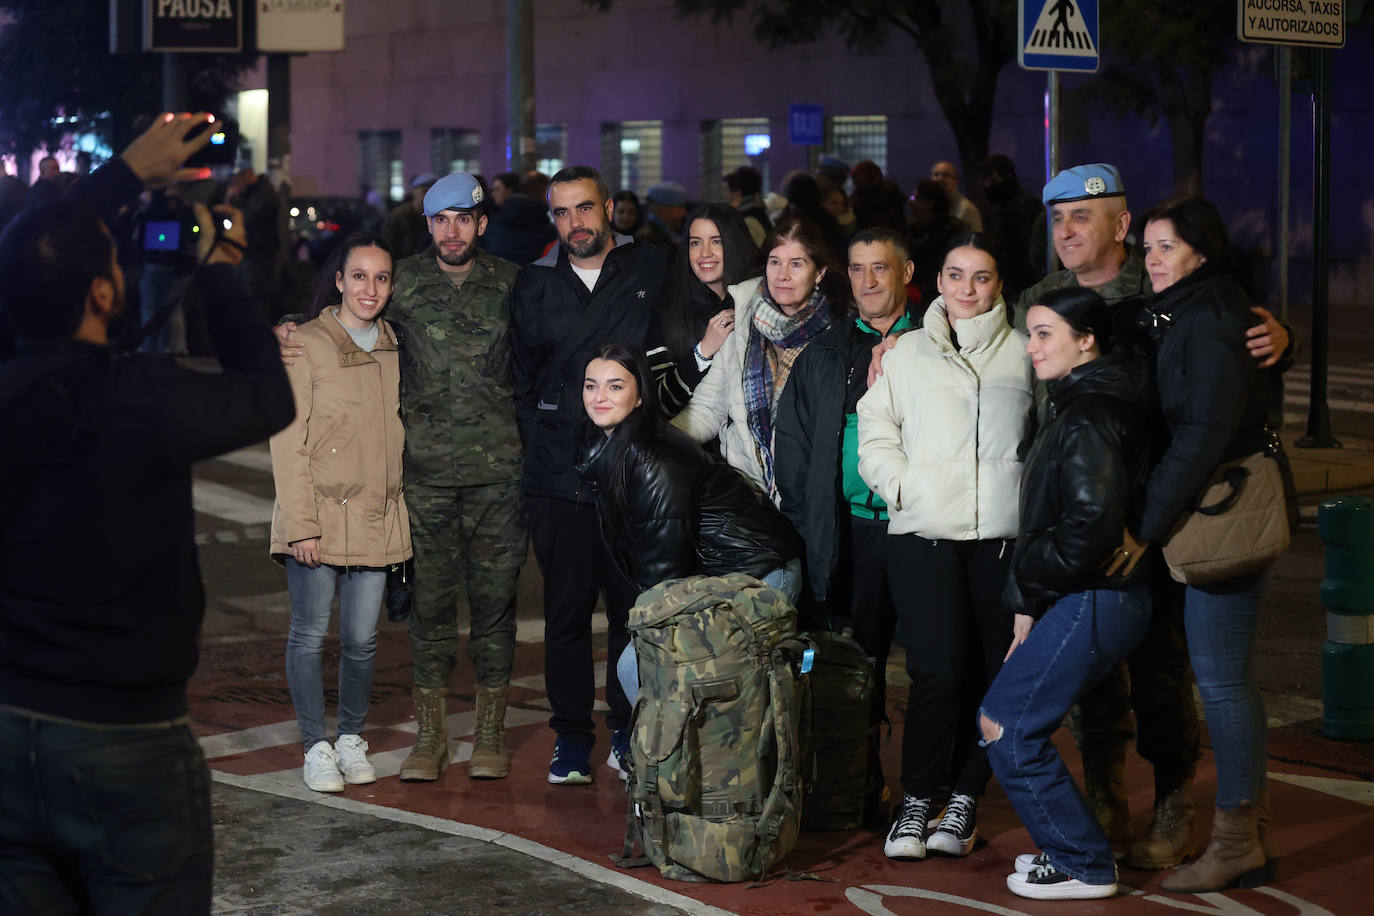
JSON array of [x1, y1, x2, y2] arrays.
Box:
[[1036, 286, 1113, 355]]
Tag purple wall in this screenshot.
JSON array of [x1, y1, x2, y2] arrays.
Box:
[[286, 0, 1374, 303]]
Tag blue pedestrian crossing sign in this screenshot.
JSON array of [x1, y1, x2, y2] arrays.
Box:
[[1019, 0, 1099, 73]]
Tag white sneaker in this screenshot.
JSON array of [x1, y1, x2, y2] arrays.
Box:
[[883, 795, 933, 859], [1007, 860, 1117, 900], [335, 734, 376, 785], [303, 740, 344, 792], [927, 793, 978, 856], [1015, 851, 1051, 874]]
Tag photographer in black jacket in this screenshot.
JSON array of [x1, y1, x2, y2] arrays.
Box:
[[0, 113, 294, 915]]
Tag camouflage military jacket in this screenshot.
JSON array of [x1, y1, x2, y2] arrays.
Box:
[[1011, 249, 1150, 331], [388, 247, 522, 487]]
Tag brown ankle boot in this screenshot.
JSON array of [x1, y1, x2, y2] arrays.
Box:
[[1125, 782, 1197, 869], [1161, 803, 1266, 893], [468, 684, 511, 779], [399, 687, 449, 781], [1257, 785, 1278, 881]]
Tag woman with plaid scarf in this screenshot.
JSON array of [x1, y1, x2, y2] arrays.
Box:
[[671, 219, 844, 503]]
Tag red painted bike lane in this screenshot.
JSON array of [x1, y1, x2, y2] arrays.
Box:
[[190, 617, 1372, 916]]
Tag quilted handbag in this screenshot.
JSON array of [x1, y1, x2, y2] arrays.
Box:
[[1162, 444, 1292, 585]]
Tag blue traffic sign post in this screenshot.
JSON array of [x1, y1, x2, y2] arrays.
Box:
[[1018, 0, 1099, 273]]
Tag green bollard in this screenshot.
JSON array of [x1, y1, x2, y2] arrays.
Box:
[[1318, 496, 1374, 740]]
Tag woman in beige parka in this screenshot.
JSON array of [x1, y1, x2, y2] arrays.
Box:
[[269, 233, 411, 793]]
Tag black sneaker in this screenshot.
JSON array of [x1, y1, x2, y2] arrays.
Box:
[[883, 795, 933, 859], [927, 792, 977, 856], [1007, 860, 1118, 900]]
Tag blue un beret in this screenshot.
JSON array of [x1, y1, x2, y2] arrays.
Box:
[[424, 173, 485, 217], [1042, 163, 1126, 207]]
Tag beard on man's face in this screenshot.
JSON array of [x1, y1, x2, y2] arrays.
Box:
[[562, 224, 612, 260], [437, 243, 477, 267]]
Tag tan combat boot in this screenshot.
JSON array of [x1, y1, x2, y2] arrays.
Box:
[[468, 684, 512, 779], [1083, 750, 1133, 854], [1257, 784, 1279, 880], [399, 687, 449, 781], [1125, 782, 1197, 869], [1161, 803, 1266, 893]]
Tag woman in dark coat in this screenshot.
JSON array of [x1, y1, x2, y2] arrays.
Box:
[[1124, 197, 1283, 894], [980, 287, 1155, 901]]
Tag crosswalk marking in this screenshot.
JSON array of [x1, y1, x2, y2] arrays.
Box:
[[216, 446, 274, 473], [200, 707, 549, 762], [193, 479, 275, 525]]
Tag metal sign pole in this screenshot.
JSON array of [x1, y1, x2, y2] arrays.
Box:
[[1298, 48, 1339, 449], [1045, 70, 1059, 275], [1277, 46, 1291, 323]]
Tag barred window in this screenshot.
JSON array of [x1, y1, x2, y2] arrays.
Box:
[[358, 129, 403, 202], [823, 116, 887, 175], [700, 117, 771, 202], [535, 124, 566, 177], [431, 128, 482, 177], [600, 121, 663, 195]]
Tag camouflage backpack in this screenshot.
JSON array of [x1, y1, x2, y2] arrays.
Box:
[[619, 572, 807, 883]]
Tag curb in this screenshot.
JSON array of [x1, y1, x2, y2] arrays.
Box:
[[1285, 434, 1374, 497]]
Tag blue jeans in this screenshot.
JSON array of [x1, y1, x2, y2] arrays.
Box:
[[617, 560, 803, 707], [285, 560, 386, 749], [1184, 569, 1269, 809], [981, 586, 1151, 884], [0, 707, 213, 915]]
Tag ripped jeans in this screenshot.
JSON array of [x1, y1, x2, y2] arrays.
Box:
[[980, 585, 1151, 884]]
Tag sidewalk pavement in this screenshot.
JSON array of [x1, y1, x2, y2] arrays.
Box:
[[1285, 431, 1374, 496]]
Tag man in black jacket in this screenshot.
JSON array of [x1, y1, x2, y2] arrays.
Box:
[[0, 114, 295, 914], [776, 227, 916, 701], [510, 166, 669, 784]]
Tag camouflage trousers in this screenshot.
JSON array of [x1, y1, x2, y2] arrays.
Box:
[[1069, 563, 1202, 799], [407, 480, 528, 689]]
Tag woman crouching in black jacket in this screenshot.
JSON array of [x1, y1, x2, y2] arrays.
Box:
[[578, 343, 803, 710], [979, 287, 1156, 902]]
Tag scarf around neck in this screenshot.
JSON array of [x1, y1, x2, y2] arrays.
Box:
[[743, 283, 831, 496]]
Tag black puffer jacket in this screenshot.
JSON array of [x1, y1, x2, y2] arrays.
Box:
[[577, 424, 802, 592], [510, 236, 670, 502], [1004, 355, 1156, 618], [1137, 265, 1269, 542]]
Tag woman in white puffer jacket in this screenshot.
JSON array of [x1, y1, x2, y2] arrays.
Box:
[[857, 232, 1034, 864]]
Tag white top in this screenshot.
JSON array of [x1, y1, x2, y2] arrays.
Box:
[[571, 264, 601, 292]]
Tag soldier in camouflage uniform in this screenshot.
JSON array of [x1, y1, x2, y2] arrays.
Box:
[[283, 173, 527, 781], [391, 173, 527, 782]]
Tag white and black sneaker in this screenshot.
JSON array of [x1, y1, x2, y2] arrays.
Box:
[[927, 792, 978, 856], [1014, 851, 1052, 874], [1007, 859, 1118, 900], [884, 795, 933, 859]]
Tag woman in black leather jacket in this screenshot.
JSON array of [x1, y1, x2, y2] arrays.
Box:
[[578, 343, 803, 706], [979, 287, 1156, 902]]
